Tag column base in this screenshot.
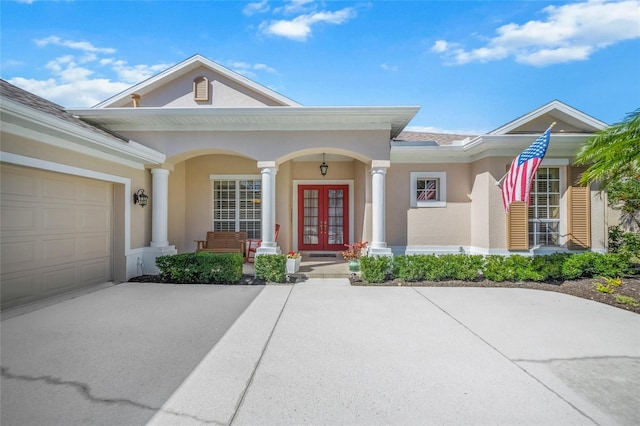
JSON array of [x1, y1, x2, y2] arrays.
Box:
[[368, 246, 393, 257], [256, 246, 282, 256]]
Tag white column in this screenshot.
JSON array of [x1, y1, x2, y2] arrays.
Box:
[[257, 161, 280, 255], [369, 160, 392, 256], [150, 168, 170, 247]]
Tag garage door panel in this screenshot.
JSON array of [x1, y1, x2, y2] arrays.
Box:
[[1, 274, 39, 307], [79, 207, 111, 231], [43, 207, 77, 231], [0, 168, 38, 197], [79, 234, 111, 258], [1, 241, 37, 266], [1, 205, 37, 231], [43, 238, 76, 260], [1, 164, 113, 309], [43, 177, 77, 200], [80, 259, 111, 284], [80, 181, 112, 203]]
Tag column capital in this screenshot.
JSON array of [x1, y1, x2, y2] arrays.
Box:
[[370, 160, 390, 169], [257, 161, 278, 170], [151, 168, 170, 176]]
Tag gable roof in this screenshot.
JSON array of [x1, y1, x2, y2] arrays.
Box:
[[94, 54, 301, 108], [488, 100, 607, 135]]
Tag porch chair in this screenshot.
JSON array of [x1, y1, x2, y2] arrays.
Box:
[[246, 224, 280, 263]]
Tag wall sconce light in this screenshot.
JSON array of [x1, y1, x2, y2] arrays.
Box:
[[133, 189, 149, 207], [319, 153, 329, 177]]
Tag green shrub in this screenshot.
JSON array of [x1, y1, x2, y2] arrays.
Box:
[[254, 254, 286, 283], [562, 252, 630, 279], [360, 255, 392, 283], [609, 226, 640, 259], [530, 253, 571, 282], [155, 252, 243, 284], [394, 255, 427, 281]]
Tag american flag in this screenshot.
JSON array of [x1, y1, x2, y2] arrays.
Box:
[[501, 128, 551, 213]]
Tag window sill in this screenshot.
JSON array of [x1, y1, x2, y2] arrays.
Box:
[[416, 201, 446, 208]]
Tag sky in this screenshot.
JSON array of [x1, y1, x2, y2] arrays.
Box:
[[1, 0, 639, 134]]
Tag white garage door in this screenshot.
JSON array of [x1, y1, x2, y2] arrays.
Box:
[[1, 164, 113, 308]]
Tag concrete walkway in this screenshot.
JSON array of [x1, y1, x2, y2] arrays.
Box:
[[149, 279, 640, 426]]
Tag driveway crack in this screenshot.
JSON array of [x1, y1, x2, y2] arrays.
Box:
[[1, 366, 225, 425]]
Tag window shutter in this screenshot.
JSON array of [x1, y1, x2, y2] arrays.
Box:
[[568, 166, 591, 249], [506, 201, 529, 250], [193, 77, 209, 101]]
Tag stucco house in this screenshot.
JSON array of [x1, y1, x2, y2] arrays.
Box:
[[1, 54, 611, 308]]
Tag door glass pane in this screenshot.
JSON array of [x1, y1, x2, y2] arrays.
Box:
[[303, 189, 319, 244], [327, 189, 344, 245]]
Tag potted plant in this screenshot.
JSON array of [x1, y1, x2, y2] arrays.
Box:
[[286, 251, 302, 273], [341, 241, 368, 271]]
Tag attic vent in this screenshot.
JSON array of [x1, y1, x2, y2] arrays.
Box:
[[193, 76, 209, 101]]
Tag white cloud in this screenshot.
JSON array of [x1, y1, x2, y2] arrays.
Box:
[[380, 63, 398, 72], [8, 76, 129, 107], [243, 0, 270, 16], [35, 36, 116, 54], [7, 35, 171, 107], [260, 7, 356, 41], [222, 60, 279, 78], [109, 60, 172, 84], [277, 0, 315, 15], [432, 0, 640, 66]]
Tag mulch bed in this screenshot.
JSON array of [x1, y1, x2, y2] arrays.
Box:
[[129, 274, 640, 314]]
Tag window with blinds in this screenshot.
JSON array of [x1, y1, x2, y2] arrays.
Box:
[[212, 178, 261, 239], [528, 167, 560, 246]]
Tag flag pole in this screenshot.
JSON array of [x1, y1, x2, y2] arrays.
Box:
[[495, 122, 557, 187]]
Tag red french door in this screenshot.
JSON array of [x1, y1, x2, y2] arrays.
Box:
[[298, 185, 348, 251]]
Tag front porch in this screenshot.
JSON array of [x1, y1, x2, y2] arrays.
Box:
[[243, 252, 354, 279]]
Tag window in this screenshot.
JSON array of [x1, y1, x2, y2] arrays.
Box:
[[211, 176, 261, 239], [193, 76, 209, 101], [410, 172, 446, 207], [528, 167, 560, 246]]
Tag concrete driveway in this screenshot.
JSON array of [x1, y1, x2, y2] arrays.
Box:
[[1, 282, 264, 426], [2, 279, 639, 426]]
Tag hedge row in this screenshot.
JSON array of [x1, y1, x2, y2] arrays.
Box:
[[360, 252, 633, 284], [156, 252, 243, 284]]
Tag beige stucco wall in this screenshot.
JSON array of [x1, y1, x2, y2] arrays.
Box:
[[386, 163, 472, 248], [179, 154, 261, 252], [121, 130, 392, 166], [168, 161, 186, 252]]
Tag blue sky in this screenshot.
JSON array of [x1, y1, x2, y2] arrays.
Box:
[[1, 0, 639, 134]]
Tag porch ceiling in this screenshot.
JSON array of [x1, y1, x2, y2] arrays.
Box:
[[68, 106, 420, 139]]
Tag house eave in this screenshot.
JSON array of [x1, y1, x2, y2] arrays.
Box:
[[68, 106, 420, 139], [1, 98, 166, 168], [391, 134, 589, 163]]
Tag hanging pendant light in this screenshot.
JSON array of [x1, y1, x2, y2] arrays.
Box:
[[319, 153, 329, 177]]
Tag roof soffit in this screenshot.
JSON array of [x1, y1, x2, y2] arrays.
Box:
[[67, 106, 420, 139], [94, 54, 301, 108]]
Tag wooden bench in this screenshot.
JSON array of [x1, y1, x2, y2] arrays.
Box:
[[195, 231, 247, 258]]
